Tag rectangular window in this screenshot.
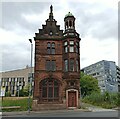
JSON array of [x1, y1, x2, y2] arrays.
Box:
[[64, 46, 68, 53], [47, 42, 55, 54], [51, 60, 56, 71], [48, 87, 53, 98], [70, 41, 74, 45], [76, 46, 79, 53], [46, 60, 56, 71], [51, 48, 55, 54], [70, 46, 74, 52], [76, 42, 79, 46], [64, 60, 68, 72], [47, 48, 51, 54], [70, 59, 74, 71], [76, 60, 79, 72], [64, 41, 68, 46], [54, 87, 59, 97], [46, 60, 50, 71]]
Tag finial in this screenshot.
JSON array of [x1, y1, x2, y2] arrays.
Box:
[[50, 5, 53, 13]]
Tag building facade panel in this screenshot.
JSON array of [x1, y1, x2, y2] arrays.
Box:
[[81, 60, 118, 93], [0, 67, 34, 96]]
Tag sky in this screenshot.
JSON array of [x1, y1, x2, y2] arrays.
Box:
[[0, 0, 119, 72]]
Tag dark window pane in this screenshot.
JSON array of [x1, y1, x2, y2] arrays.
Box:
[[76, 47, 79, 53], [48, 87, 53, 98], [47, 43, 51, 47], [46, 60, 50, 71], [76, 42, 79, 46], [64, 60, 68, 72], [42, 79, 47, 86], [54, 87, 59, 97], [51, 48, 55, 54], [51, 60, 56, 71], [48, 80, 53, 86], [69, 21, 72, 27], [47, 48, 51, 54], [70, 59, 74, 71], [54, 80, 58, 86], [47, 43, 51, 54], [42, 87, 47, 97], [76, 60, 79, 72]]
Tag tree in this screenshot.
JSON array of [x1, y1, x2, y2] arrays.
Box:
[[16, 84, 29, 97], [80, 72, 100, 97]]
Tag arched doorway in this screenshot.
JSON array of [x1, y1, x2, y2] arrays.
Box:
[[39, 78, 60, 102]]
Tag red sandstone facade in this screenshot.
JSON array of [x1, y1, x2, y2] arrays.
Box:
[[32, 5, 81, 110]]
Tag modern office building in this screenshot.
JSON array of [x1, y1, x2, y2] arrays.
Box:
[[116, 66, 120, 92], [81, 60, 118, 93], [0, 66, 34, 96], [32, 5, 81, 110]]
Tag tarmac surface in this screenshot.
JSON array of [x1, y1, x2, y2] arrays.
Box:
[[0, 103, 117, 116]]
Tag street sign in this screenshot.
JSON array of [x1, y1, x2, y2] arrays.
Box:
[[0, 87, 5, 97]]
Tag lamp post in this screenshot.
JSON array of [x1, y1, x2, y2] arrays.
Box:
[[28, 39, 33, 113]]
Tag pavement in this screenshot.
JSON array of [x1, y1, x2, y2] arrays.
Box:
[[81, 103, 117, 112], [1, 103, 117, 116]]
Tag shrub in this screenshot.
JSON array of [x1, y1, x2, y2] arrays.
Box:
[[82, 92, 119, 109], [5, 91, 11, 97]]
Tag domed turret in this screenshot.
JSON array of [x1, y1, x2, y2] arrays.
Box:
[[64, 12, 75, 31], [65, 12, 74, 18]]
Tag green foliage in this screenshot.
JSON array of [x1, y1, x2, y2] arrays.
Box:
[[2, 97, 32, 112], [83, 92, 119, 109], [16, 84, 29, 97], [5, 91, 11, 97], [80, 72, 100, 97]]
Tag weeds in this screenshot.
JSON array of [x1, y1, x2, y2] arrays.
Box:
[[82, 92, 120, 109]]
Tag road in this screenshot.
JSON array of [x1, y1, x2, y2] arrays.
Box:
[[1, 110, 119, 119]]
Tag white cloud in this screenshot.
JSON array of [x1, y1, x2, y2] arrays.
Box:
[[0, 28, 34, 71], [80, 35, 118, 68]]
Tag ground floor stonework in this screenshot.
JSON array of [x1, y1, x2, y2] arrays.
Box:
[[32, 88, 80, 110]]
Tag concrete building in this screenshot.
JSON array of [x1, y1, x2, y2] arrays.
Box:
[[81, 60, 118, 93], [32, 5, 81, 110], [0, 67, 34, 96]]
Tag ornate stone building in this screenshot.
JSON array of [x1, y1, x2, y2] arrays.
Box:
[[32, 5, 81, 110]]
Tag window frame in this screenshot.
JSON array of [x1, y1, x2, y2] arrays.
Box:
[[47, 42, 55, 54], [64, 59, 68, 72], [40, 79, 59, 102], [69, 59, 75, 71]]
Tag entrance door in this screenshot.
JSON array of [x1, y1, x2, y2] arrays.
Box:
[[68, 91, 77, 107]]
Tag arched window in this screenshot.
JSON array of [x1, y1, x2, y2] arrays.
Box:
[[47, 42, 55, 54], [69, 20, 72, 27], [40, 78, 59, 102], [47, 43, 51, 54], [64, 41, 68, 53], [51, 43, 55, 54], [66, 21, 68, 29]]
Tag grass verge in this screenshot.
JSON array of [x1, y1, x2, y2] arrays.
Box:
[[2, 97, 32, 112]]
